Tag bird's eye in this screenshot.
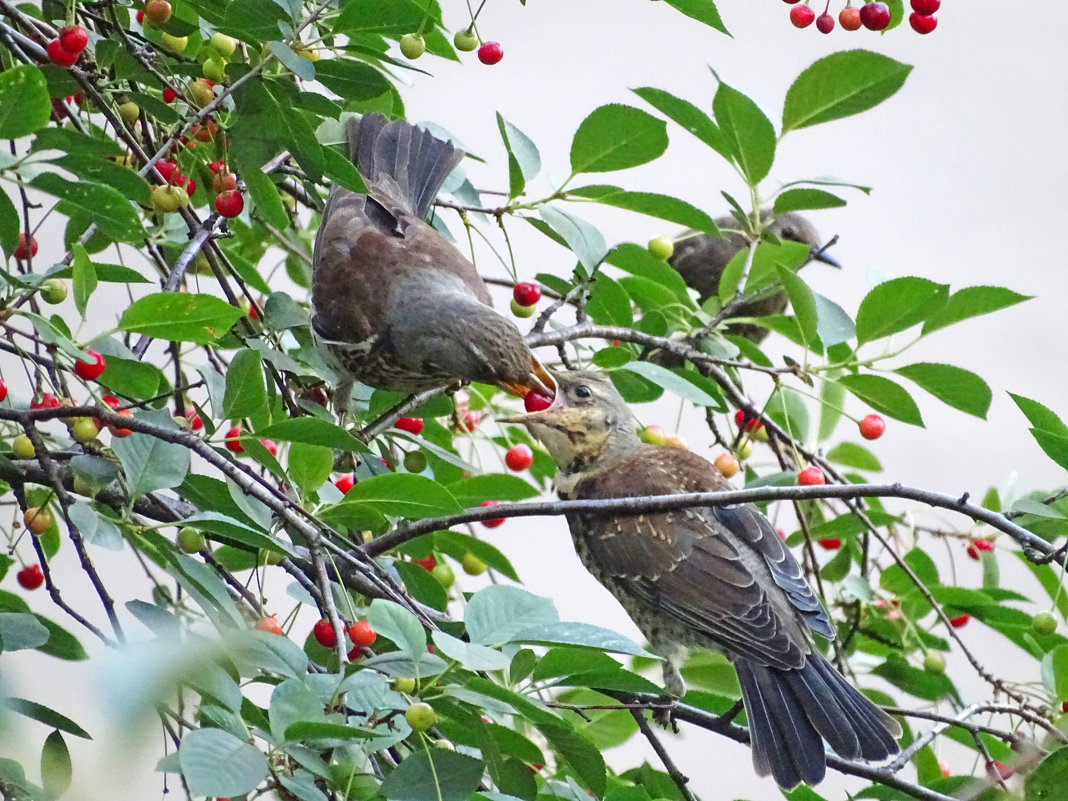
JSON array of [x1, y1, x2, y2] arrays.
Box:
[[780, 227, 796, 241], [574, 385, 592, 399]]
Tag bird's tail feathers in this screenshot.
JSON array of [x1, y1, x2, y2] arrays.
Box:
[[736, 654, 900, 788], [345, 113, 463, 220]]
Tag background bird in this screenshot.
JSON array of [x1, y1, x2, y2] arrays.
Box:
[[506, 370, 900, 788], [670, 211, 840, 343], [311, 114, 553, 412]]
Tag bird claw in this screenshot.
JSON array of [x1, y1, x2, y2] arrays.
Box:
[[651, 696, 679, 733]]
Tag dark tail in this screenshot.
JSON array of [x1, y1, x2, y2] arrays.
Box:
[[345, 113, 463, 220], [735, 654, 901, 788]]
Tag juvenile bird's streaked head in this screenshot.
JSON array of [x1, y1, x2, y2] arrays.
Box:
[[502, 370, 639, 473]]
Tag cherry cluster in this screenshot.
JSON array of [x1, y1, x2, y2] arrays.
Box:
[[785, 0, 939, 34]]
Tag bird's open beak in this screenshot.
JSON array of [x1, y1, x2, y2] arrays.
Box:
[[811, 241, 841, 268], [499, 358, 557, 400]]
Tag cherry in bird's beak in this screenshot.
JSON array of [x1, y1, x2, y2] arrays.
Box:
[[500, 358, 556, 400]]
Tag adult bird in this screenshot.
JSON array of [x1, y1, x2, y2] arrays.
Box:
[[670, 211, 840, 343], [311, 113, 553, 413], [505, 370, 900, 788]]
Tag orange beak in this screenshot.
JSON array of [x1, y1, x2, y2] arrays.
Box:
[[500, 357, 556, 400]]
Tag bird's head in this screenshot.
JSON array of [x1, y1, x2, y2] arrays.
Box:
[[768, 212, 841, 268], [500, 369, 639, 473]]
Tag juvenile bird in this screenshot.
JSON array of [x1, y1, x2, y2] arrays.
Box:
[[312, 114, 553, 412], [670, 212, 840, 343], [506, 370, 900, 788]]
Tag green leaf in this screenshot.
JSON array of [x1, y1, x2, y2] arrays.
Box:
[[67, 502, 123, 550], [41, 730, 72, 799], [30, 173, 144, 242], [367, 599, 426, 662], [569, 104, 668, 174], [119, 293, 244, 344], [568, 185, 718, 232], [772, 188, 847, 215], [0, 613, 50, 651], [342, 473, 461, 518], [95, 357, 163, 400], [1030, 429, 1068, 473], [622, 361, 722, 408], [432, 631, 510, 671], [776, 264, 818, 348], [240, 163, 289, 230], [587, 274, 633, 327], [0, 187, 18, 258], [51, 153, 152, 206], [466, 586, 558, 646], [541, 723, 607, 795], [837, 374, 924, 426], [256, 417, 366, 452], [661, 0, 728, 34], [817, 373, 847, 441], [220, 351, 265, 423], [631, 86, 732, 159], [287, 443, 334, 496], [1009, 393, 1068, 436], [511, 622, 649, 657], [782, 50, 913, 133], [538, 205, 607, 270], [825, 442, 882, 471], [313, 59, 390, 101], [70, 245, 97, 319], [1, 698, 91, 739], [855, 277, 949, 343], [434, 531, 521, 582], [1042, 645, 1068, 699], [712, 82, 776, 186], [380, 749, 484, 801], [111, 408, 191, 498], [1027, 746, 1068, 801], [178, 727, 268, 798], [444, 475, 540, 507], [894, 362, 992, 419], [922, 285, 1031, 336], [0, 65, 50, 139], [813, 292, 856, 346], [497, 113, 541, 199], [270, 40, 315, 80]]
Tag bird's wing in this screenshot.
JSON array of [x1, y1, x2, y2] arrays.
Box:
[[571, 447, 832, 669]]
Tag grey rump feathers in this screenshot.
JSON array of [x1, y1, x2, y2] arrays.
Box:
[[348, 113, 463, 220]]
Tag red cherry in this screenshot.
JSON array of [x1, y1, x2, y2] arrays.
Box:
[[949, 613, 970, 628], [260, 439, 277, 456], [74, 350, 106, 381], [208, 160, 226, 174], [816, 12, 835, 32], [136, 9, 145, 23], [394, 417, 424, 435], [477, 41, 504, 65], [459, 411, 479, 432], [255, 616, 282, 635], [505, 443, 534, 471], [412, 554, 437, 571], [47, 39, 79, 66], [1062, 701, 1068, 714], [817, 537, 841, 550], [524, 391, 553, 412], [174, 174, 196, 196], [348, 619, 376, 648], [346, 645, 363, 661], [14, 233, 37, 260], [782, 0, 801, 3], [0, 380, 6, 402], [162, 87, 177, 103], [59, 25, 88, 54], [966, 539, 994, 560], [911, 0, 939, 12], [334, 473, 355, 494], [776, 529, 786, 540], [986, 761, 1013, 781], [860, 1, 891, 30], [31, 393, 61, 410], [312, 618, 337, 648], [101, 394, 120, 408], [512, 282, 541, 307], [154, 160, 178, 182], [17, 564, 44, 590], [839, 6, 863, 29], [480, 500, 505, 528], [224, 425, 244, 453], [858, 413, 885, 440], [184, 407, 203, 430], [790, 5, 816, 27], [798, 466, 825, 486], [909, 12, 937, 33], [215, 189, 244, 218], [108, 408, 133, 437]]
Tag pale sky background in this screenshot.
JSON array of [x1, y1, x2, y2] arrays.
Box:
[[3, 1, 1068, 799]]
